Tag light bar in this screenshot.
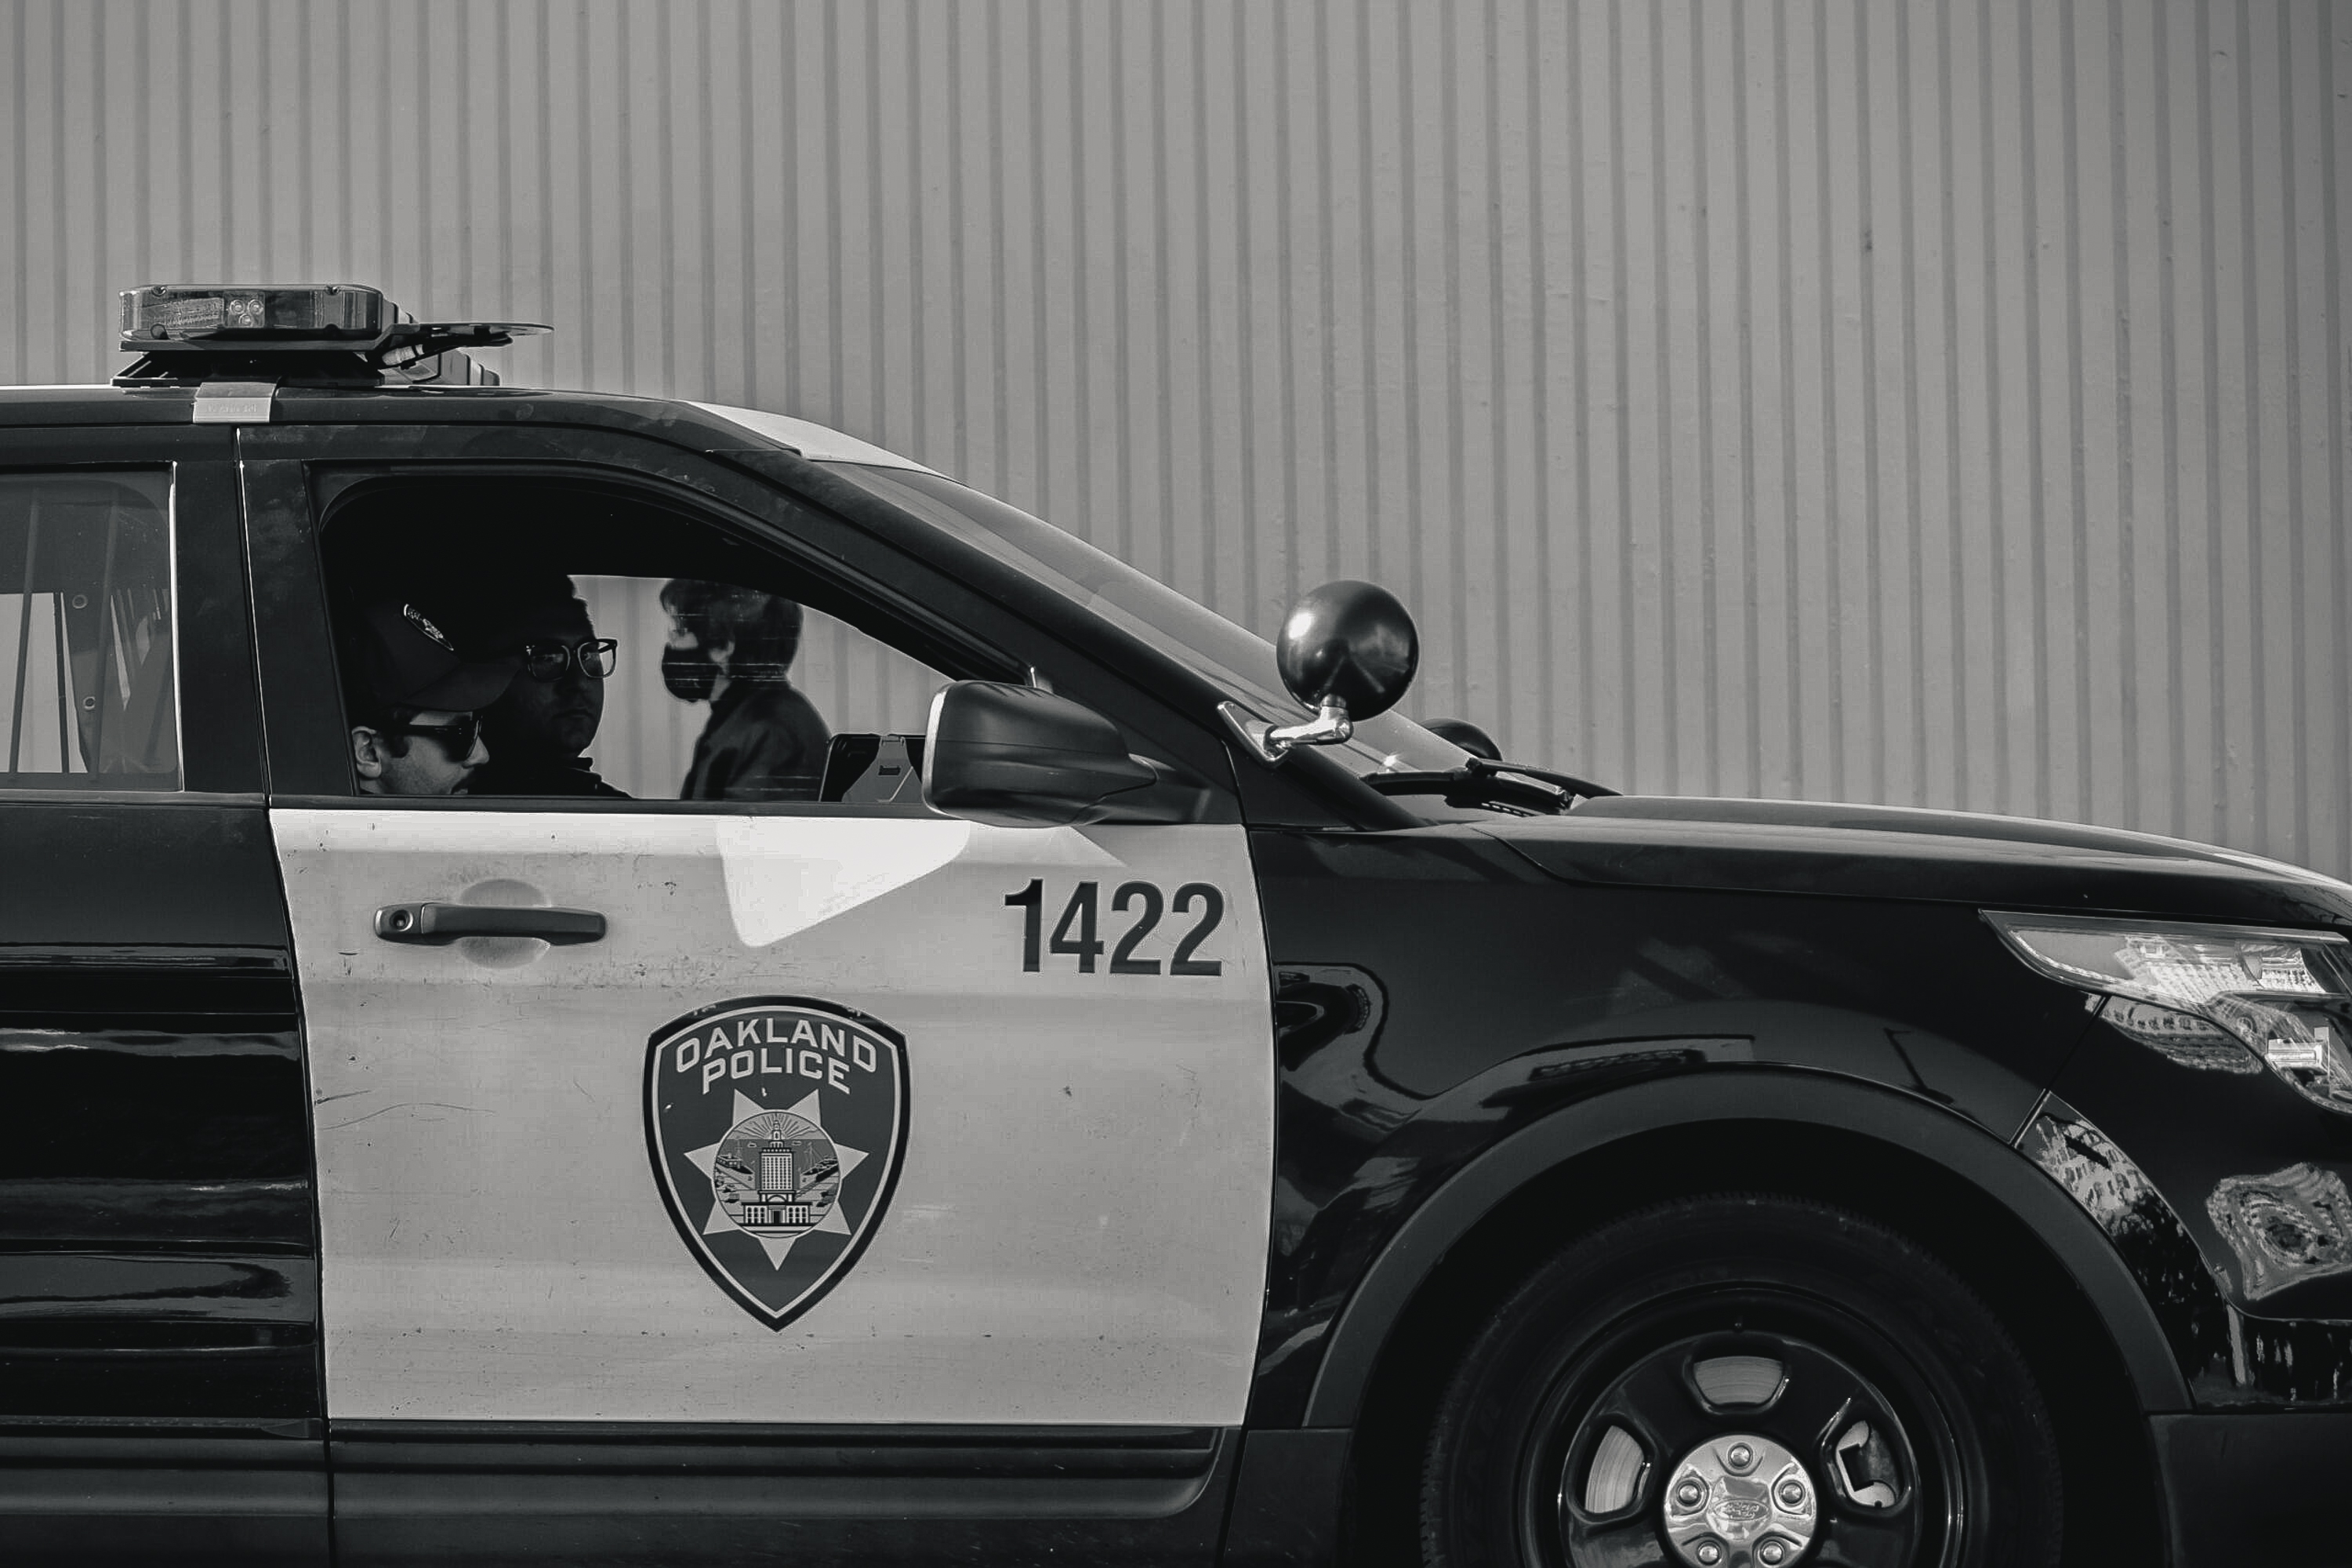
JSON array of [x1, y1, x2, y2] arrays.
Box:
[[120, 283, 393, 353]]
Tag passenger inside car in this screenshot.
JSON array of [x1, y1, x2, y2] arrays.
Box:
[[342, 599, 517, 797], [317, 479, 949, 804], [436, 573, 630, 799], [659, 579, 832, 802]]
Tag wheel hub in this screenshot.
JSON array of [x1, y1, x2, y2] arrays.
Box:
[[1661, 1432, 1817, 1568]]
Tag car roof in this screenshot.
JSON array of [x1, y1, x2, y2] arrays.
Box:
[[687, 404, 938, 474], [0, 384, 221, 426], [0, 383, 939, 477]]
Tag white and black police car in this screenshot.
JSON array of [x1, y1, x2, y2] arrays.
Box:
[[0, 284, 2343, 1566]]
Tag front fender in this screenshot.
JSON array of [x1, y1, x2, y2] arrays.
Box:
[[1300, 1070, 2190, 1428]]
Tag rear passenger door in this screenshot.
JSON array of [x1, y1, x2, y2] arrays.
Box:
[[0, 426, 325, 1566]]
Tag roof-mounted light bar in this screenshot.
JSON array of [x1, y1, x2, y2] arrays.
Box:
[[114, 282, 550, 387], [122, 282, 394, 353]]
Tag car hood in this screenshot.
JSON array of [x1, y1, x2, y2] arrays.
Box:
[[1479, 794, 2352, 928]]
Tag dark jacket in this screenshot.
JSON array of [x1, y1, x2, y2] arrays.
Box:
[[682, 679, 831, 802], [466, 750, 632, 799]]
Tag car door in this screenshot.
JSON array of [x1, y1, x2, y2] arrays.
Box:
[[0, 422, 326, 1566], [238, 416, 1271, 1564]]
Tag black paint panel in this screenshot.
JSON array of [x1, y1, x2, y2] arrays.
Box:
[[262, 385, 784, 448], [0, 390, 207, 427], [1490, 809, 2352, 926], [0, 1036, 303, 1189], [0, 942, 318, 1418], [0, 805, 289, 947], [0, 1330, 318, 1420], [1221, 1428, 1348, 1567], [0, 946, 307, 1248], [172, 459, 268, 794], [2033, 1073, 2352, 1410], [0, 1427, 325, 1566], [0, 1253, 313, 1320], [0, 1178, 308, 1251], [1246, 825, 2098, 1426], [0, 811, 315, 1436], [2053, 1024, 2352, 1322], [0, 948, 308, 1260], [2154, 1413, 2352, 1566], [329, 1422, 1232, 1566]]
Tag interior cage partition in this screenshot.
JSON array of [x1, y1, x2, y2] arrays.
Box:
[[50, 589, 68, 771], [87, 504, 118, 774], [5, 497, 34, 777]]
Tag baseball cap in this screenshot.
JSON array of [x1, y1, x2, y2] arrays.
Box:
[[354, 600, 521, 712]]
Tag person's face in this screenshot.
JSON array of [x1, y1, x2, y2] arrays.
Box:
[[352, 710, 488, 796], [662, 615, 726, 701], [490, 603, 607, 756]]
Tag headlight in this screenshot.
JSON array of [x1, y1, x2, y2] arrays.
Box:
[[1984, 912, 2352, 1112]]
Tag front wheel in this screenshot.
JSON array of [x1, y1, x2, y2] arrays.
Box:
[[1419, 1193, 2061, 1568]]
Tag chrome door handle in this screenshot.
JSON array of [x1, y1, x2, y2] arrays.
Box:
[[373, 903, 608, 946]]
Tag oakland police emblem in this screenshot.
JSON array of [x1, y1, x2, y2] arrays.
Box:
[[644, 996, 909, 1329]]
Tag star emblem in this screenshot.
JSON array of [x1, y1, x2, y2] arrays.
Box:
[[683, 1088, 870, 1269]]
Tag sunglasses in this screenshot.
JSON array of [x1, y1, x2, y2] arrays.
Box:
[[518, 637, 619, 681], [394, 711, 483, 758]]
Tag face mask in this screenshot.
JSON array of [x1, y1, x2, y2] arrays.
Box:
[[662, 644, 717, 702]]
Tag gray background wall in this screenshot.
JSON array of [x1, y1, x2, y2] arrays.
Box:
[[6, 2, 2349, 870]]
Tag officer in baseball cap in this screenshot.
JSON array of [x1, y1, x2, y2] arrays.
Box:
[[346, 600, 521, 796]]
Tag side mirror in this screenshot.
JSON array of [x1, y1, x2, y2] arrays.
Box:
[[923, 681, 1162, 828], [1277, 580, 1419, 719], [1229, 580, 1419, 762]]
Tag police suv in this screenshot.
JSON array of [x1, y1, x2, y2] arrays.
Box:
[[0, 284, 2342, 1566]]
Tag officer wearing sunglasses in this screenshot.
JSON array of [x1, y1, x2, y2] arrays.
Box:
[[346, 601, 519, 797], [445, 575, 632, 799]]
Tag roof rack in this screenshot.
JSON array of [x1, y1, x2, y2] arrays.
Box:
[[113, 283, 550, 387]]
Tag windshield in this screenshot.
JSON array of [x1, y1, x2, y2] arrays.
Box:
[[831, 465, 1469, 778]]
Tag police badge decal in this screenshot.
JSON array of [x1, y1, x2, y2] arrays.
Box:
[[644, 996, 909, 1328]]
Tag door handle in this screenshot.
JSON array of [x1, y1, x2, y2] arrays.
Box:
[[373, 903, 608, 946]]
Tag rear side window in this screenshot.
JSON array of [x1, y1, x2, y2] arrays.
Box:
[[0, 472, 180, 790]]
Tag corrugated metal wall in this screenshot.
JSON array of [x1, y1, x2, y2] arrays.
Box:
[[5, 1, 2348, 869]]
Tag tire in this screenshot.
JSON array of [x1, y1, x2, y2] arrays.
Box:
[[1419, 1192, 2062, 1568]]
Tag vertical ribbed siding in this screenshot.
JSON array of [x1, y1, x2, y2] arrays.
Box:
[[2, 1, 2347, 869]]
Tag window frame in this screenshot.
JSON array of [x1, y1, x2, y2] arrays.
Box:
[[318, 466, 1009, 811], [238, 425, 1240, 819]]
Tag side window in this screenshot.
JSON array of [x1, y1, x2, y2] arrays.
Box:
[[315, 477, 984, 805], [573, 578, 946, 801], [0, 471, 180, 790]]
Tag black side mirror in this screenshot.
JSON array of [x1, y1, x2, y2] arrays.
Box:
[[924, 681, 1169, 828], [1276, 579, 1419, 720], [1226, 580, 1419, 763]]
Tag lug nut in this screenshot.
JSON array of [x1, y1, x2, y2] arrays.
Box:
[[1778, 1479, 1806, 1508], [1675, 1479, 1705, 1508], [1758, 1541, 1788, 1566], [1693, 1543, 1723, 1567], [1725, 1442, 1754, 1471]]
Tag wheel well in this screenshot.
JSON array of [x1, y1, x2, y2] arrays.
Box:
[[1340, 1119, 2162, 1568]]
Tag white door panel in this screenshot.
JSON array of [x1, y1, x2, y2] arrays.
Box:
[[274, 808, 1272, 1425]]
